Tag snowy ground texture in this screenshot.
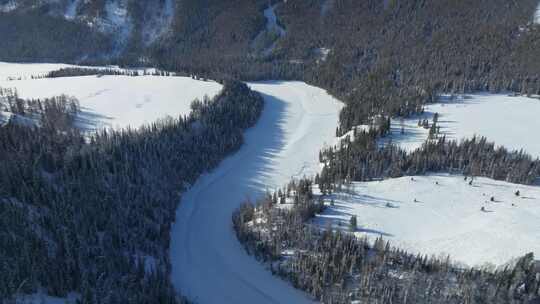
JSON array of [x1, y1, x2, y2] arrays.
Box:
[[382, 93, 540, 157], [0, 62, 222, 130], [170, 81, 343, 304], [0, 62, 92, 80], [316, 174, 540, 267]]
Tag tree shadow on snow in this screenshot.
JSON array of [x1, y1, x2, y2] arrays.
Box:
[[76, 107, 114, 131]]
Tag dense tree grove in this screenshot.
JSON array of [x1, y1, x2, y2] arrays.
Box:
[[318, 132, 540, 193], [234, 181, 540, 304], [43, 68, 140, 78], [0, 82, 263, 302], [0, 11, 112, 63]]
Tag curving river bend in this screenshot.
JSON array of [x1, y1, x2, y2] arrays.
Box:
[[170, 81, 342, 304]]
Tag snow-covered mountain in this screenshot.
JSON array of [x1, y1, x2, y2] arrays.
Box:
[[0, 0, 174, 53]]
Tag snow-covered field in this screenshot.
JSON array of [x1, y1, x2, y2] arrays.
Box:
[[382, 93, 540, 157], [0, 63, 222, 130], [0, 61, 161, 81], [170, 81, 343, 304], [0, 62, 84, 80], [316, 174, 540, 267]]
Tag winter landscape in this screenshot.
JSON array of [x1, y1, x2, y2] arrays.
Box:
[[1, 1, 540, 303], [1, 70, 223, 130], [381, 94, 540, 156]]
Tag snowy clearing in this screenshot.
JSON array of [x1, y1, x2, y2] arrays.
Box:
[[382, 93, 540, 157], [0, 62, 84, 81], [0, 61, 140, 81], [316, 174, 540, 267], [0, 61, 164, 81], [1, 73, 222, 130], [170, 81, 343, 304]]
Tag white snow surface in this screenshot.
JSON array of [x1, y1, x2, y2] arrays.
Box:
[[384, 93, 540, 157], [170, 81, 343, 304], [316, 174, 540, 267], [1, 75, 222, 130]]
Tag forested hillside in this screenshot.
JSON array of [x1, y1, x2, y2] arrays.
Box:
[[234, 180, 540, 304], [0, 11, 112, 62], [2, 0, 539, 128], [0, 81, 263, 302]]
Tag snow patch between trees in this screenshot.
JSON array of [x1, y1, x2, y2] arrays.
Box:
[[382, 93, 540, 157]]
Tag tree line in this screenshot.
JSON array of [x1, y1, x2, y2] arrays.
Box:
[[317, 132, 540, 194]]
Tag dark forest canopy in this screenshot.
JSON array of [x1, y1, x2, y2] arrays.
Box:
[[2, 0, 539, 130]]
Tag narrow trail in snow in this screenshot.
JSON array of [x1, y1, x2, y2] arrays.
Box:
[[170, 81, 342, 304]]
